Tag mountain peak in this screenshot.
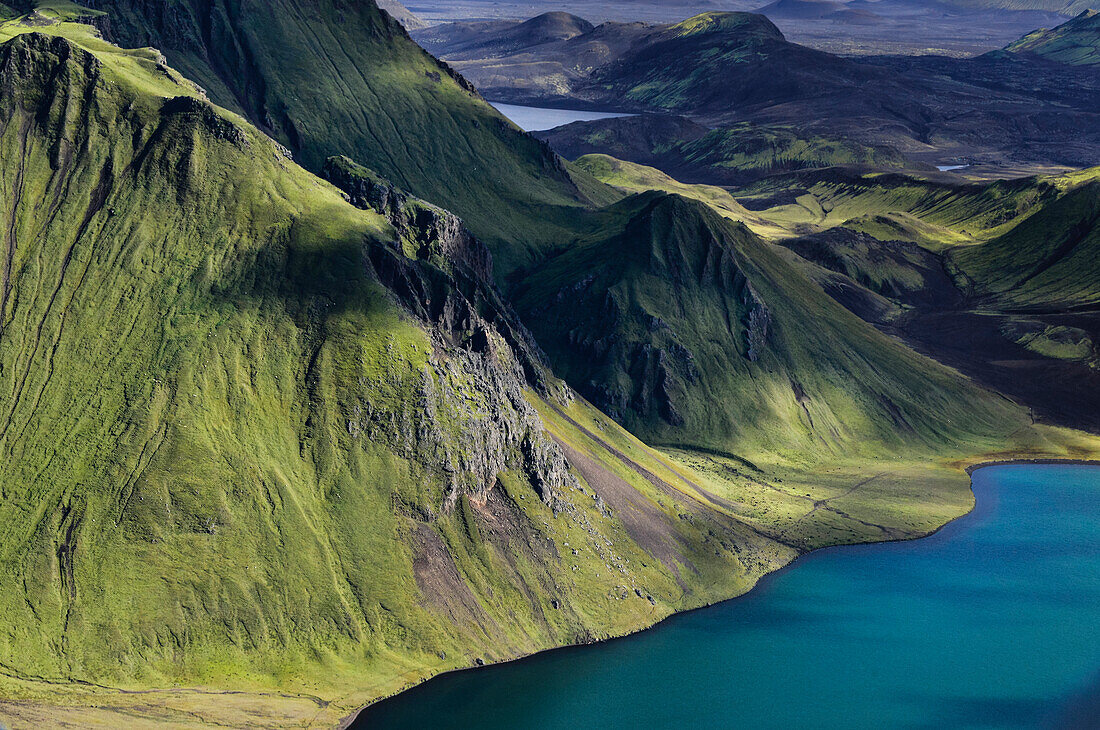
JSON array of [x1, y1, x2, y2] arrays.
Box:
[[669, 11, 785, 41], [523, 11, 595, 33]]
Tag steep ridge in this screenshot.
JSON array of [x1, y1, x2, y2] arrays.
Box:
[[513, 191, 1020, 457], [555, 150, 1100, 433], [950, 181, 1100, 309], [1002, 9, 1100, 65], [0, 27, 799, 726], [79, 0, 611, 275]]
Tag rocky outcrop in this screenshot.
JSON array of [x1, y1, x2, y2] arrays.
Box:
[[324, 155, 491, 281], [741, 282, 770, 362], [323, 154, 555, 385], [323, 154, 576, 509], [344, 327, 576, 512], [161, 95, 250, 149]]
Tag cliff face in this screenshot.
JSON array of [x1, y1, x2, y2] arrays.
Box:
[[320, 154, 573, 509], [321, 154, 555, 391]]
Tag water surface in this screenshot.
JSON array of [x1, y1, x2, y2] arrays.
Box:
[[489, 102, 633, 131], [355, 465, 1100, 729]]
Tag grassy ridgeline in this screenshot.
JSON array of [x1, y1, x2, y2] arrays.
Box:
[[513, 190, 1024, 459], [1002, 9, 1100, 65], [0, 23, 840, 727], [950, 181, 1100, 309], [81, 0, 619, 277]]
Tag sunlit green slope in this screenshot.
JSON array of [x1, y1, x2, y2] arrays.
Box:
[[80, 0, 617, 275], [1004, 10, 1100, 65], [0, 25, 801, 726], [513, 190, 1024, 458], [1, 9, 1095, 730], [950, 181, 1100, 309]]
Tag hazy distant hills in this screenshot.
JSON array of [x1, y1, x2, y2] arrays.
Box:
[[757, 0, 850, 18], [414, 11, 595, 58], [417, 10, 1100, 171], [755, 0, 884, 23], [942, 0, 1094, 14], [377, 0, 427, 29]]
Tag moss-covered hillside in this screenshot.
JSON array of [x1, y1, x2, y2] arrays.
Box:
[[512, 191, 1021, 457], [1004, 10, 1100, 65], [79, 0, 616, 275], [0, 24, 807, 727], [950, 181, 1100, 309]]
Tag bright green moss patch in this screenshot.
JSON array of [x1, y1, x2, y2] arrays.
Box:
[[1001, 321, 1096, 363]]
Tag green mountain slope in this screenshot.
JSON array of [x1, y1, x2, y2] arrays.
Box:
[[513, 191, 1021, 459], [0, 26, 809, 726], [950, 181, 1100, 309], [79, 0, 612, 275], [1, 9, 1097, 730], [735, 166, 1069, 247], [1003, 9, 1100, 65]]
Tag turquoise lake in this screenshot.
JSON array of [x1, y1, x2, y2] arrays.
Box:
[[354, 465, 1100, 729]]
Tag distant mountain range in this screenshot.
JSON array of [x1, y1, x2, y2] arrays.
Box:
[[416, 10, 1100, 172]]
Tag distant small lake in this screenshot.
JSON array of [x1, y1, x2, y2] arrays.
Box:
[[355, 464, 1100, 729], [938, 164, 969, 172], [489, 102, 633, 132]]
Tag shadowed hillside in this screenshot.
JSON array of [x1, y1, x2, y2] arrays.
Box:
[[513, 191, 1021, 455], [80, 0, 615, 275]]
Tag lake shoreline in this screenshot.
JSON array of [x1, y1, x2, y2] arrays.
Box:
[[341, 456, 1100, 728], [486, 98, 641, 115], [488, 101, 635, 131]]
